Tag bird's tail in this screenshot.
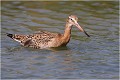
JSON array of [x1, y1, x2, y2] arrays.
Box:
[[7, 33, 14, 39], [6, 33, 28, 43]]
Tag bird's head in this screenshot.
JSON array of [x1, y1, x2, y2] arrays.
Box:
[[67, 15, 90, 37]]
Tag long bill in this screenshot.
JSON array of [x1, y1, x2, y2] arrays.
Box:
[[75, 22, 90, 37]]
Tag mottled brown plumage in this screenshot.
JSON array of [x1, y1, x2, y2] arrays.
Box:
[[7, 15, 90, 49]]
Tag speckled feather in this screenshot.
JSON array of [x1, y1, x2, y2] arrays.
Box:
[[10, 31, 62, 49]]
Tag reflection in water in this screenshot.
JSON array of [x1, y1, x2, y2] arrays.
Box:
[[49, 46, 70, 52], [46, 49, 78, 78], [1, 1, 119, 79]]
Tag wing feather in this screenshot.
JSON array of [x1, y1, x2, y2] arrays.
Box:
[[24, 31, 60, 48]]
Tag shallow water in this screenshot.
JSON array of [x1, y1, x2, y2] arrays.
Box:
[[1, 1, 119, 79]]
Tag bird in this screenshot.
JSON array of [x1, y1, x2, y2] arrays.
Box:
[[7, 15, 90, 49]]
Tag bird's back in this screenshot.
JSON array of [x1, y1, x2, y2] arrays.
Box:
[[7, 31, 62, 49]]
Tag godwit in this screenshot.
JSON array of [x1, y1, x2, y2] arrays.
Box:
[[7, 15, 90, 49]]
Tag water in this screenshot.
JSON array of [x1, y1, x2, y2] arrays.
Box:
[[1, 1, 119, 79]]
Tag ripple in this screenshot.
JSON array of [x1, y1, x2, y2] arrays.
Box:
[[1, 1, 119, 79]]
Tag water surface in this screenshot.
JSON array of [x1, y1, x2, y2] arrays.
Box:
[[1, 1, 119, 79]]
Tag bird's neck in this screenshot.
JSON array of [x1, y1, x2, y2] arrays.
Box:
[[62, 23, 72, 43]]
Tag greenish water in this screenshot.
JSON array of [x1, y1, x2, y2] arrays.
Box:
[[1, 1, 119, 79]]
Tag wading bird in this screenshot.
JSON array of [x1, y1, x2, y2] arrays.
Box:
[[7, 15, 90, 49]]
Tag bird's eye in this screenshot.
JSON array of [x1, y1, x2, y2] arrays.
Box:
[[69, 18, 73, 21], [69, 17, 75, 22], [70, 18, 75, 22]]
